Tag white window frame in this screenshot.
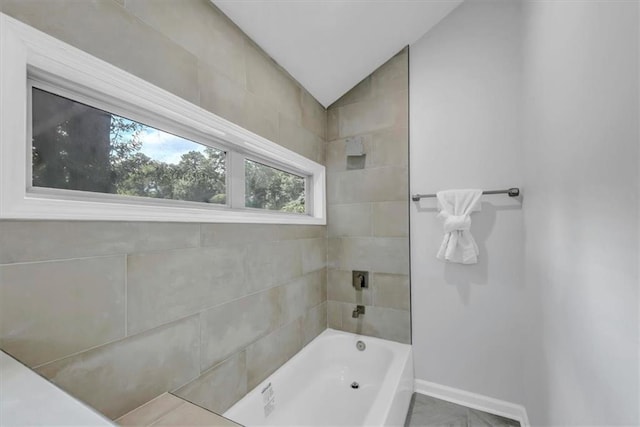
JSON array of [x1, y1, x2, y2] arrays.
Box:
[[0, 13, 326, 224]]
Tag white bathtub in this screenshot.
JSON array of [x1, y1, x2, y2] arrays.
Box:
[[224, 328, 414, 426]]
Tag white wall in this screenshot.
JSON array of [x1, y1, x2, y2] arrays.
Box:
[[521, 1, 639, 425], [410, 0, 639, 424], [409, 0, 526, 405]]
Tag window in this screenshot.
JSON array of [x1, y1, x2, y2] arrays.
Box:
[[32, 87, 227, 205], [0, 13, 325, 224], [245, 160, 305, 213]]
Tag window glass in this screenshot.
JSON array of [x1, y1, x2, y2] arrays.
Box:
[[245, 159, 305, 213], [31, 87, 227, 204]]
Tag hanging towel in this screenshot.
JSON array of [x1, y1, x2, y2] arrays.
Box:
[[436, 189, 483, 264]]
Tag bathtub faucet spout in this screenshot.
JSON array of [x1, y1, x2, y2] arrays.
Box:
[[352, 305, 365, 318]]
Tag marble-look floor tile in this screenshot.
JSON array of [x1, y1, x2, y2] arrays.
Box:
[[405, 394, 520, 427]]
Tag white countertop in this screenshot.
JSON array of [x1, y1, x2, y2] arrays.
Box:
[[0, 351, 113, 426]]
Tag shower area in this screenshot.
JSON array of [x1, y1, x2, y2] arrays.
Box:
[[1, 0, 638, 426]]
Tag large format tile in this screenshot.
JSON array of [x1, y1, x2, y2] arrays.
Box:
[[242, 89, 281, 143], [300, 90, 326, 140], [328, 204, 372, 237], [245, 41, 302, 123], [0, 222, 200, 264], [330, 76, 372, 109], [200, 288, 281, 371], [371, 48, 408, 97], [175, 351, 247, 414], [245, 320, 302, 389], [125, 0, 246, 86], [280, 269, 326, 325], [327, 166, 408, 204], [0, 0, 199, 103], [116, 393, 184, 426], [372, 201, 409, 237], [301, 238, 327, 274], [37, 316, 200, 420], [327, 108, 339, 142], [329, 237, 410, 275], [337, 90, 408, 138], [152, 401, 239, 426], [372, 273, 410, 311], [278, 114, 324, 163], [0, 256, 125, 367], [127, 246, 245, 334], [339, 303, 410, 343], [200, 223, 324, 246], [301, 302, 327, 346], [369, 126, 409, 168], [198, 62, 247, 126], [327, 300, 343, 329], [244, 240, 302, 294]]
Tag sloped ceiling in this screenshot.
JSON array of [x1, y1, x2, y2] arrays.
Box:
[[213, 0, 463, 107]]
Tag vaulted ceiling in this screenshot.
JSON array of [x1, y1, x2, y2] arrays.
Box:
[[213, 0, 463, 107]]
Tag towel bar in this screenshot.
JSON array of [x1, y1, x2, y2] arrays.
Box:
[[411, 187, 520, 202]]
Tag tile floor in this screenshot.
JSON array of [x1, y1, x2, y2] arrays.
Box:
[[404, 393, 520, 427]]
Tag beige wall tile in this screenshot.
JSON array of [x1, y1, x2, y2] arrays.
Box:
[[200, 288, 281, 371], [327, 269, 373, 305], [0, 0, 199, 104], [0, 0, 332, 414], [328, 237, 409, 275], [245, 320, 302, 390], [280, 269, 325, 325], [278, 114, 324, 162], [369, 127, 409, 168], [300, 91, 327, 140], [371, 48, 409, 97], [372, 273, 410, 311], [328, 203, 372, 237], [327, 108, 339, 142], [242, 90, 280, 143], [327, 166, 408, 204], [127, 246, 246, 334], [337, 90, 408, 138], [330, 77, 372, 109], [200, 224, 325, 246], [0, 256, 125, 367], [327, 300, 343, 330], [339, 303, 411, 344], [372, 201, 409, 237], [198, 63, 247, 126], [245, 42, 302, 123], [117, 393, 184, 426], [37, 316, 200, 420], [175, 351, 247, 414], [125, 0, 246, 86], [301, 302, 327, 346], [152, 401, 239, 426], [301, 238, 327, 274], [0, 222, 200, 264], [244, 240, 302, 294]]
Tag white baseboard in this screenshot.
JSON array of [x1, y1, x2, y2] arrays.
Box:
[[414, 379, 530, 427]]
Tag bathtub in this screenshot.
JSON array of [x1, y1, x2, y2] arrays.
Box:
[[224, 328, 414, 426]]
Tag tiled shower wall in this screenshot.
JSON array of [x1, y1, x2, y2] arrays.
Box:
[[326, 50, 411, 344], [0, 0, 327, 420]]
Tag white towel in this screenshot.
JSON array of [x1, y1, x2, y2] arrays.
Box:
[[436, 189, 483, 264]]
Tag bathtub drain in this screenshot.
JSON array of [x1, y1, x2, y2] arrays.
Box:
[[351, 381, 359, 389]]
